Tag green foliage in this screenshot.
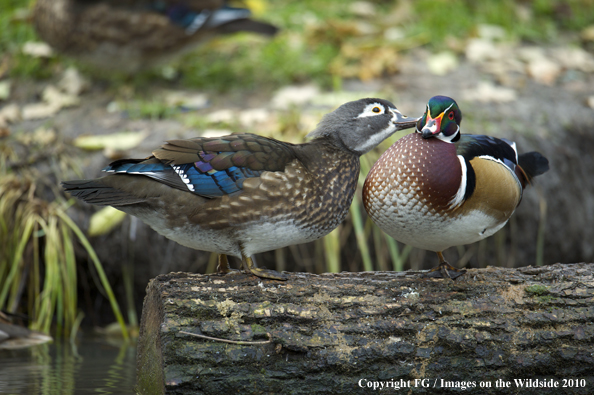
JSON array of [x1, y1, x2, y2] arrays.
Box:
[[408, 0, 594, 43], [0, 0, 36, 52], [119, 99, 178, 120], [0, 131, 129, 339]]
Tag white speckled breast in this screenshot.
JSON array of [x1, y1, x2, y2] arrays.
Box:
[[363, 133, 517, 252]]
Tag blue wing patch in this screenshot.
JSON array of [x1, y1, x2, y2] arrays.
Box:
[[172, 163, 262, 196], [103, 154, 264, 198]]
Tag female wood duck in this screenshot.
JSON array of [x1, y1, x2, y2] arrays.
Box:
[[63, 98, 418, 280], [0, 312, 53, 350], [33, 0, 278, 72], [363, 96, 549, 279]]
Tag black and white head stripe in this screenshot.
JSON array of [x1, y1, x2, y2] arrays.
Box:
[[350, 108, 404, 153]]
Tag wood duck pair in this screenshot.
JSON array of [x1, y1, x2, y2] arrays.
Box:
[[63, 99, 418, 280], [33, 0, 278, 72], [363, 96, 549, 279]]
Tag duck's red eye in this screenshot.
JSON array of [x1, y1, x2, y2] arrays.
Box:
[[448, 112, 454, 120]]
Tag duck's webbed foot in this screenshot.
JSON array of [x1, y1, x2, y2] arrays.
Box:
[[423, 252, 467, 280], [216, 254, 240, 274], [242, 254, 288, 281]]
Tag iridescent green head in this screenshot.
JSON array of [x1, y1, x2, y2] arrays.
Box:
[[416, 96, 462, 143]]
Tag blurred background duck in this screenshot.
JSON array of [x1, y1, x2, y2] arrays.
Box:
[[0, 312, 53, 350], [32, 0, 278, 73]]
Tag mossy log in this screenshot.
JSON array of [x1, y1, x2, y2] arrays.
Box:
[[136, 263, 594, 395]]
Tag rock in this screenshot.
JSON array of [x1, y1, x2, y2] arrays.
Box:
[[462, 81, 517, 103], [271, 85, 320, 109], [526, 57, 562, 85], [427, 51, 459, 75], [238, 108, 270, 127], [477, 24, 507, 41], [552, 47, 594, 73], [21, 41, 53, 58], [465, 38, 501, 63], [207, 109, 235, 124]]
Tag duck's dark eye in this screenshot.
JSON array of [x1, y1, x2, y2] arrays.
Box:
[[448, 112, 454, 120], [372, 107, 381, 113]]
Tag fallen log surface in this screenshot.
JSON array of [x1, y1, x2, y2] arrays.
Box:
[[136, 263, 594, 394]]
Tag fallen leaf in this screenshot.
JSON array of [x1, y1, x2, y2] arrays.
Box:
[[349, 1, 376, 17], [42, 85, 80, 109], [22, 41, 54, 58], [21, 102, 60, 120], [477, 24, 506, 41], [0, 80, 10, 100], [517, 46, 546, 62], [244, 0, 268, 15], [88, 206, 126, 237], [73, 131, 148, 151], [162, 90, 209, 109], [201, 129, 234, 138], [32, 127, 57, 145], [58, 67, 88, 96], [581, 25, 594, 42], [0, 103, 20, 126], [384, 27, 405, 42]]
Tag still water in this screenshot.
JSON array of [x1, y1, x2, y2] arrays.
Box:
[[0, 335, 136, 394]]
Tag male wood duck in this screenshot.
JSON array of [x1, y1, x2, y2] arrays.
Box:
[[63, 98, 418, 280], [33, 0, 278, 72], [363, 96, 549, 279]]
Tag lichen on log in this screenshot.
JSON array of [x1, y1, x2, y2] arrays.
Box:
[[136, 263, 594, 394]]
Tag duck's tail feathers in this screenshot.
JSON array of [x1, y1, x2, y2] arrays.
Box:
[[517, 152, 549, 187], [62, 179, 145, 206]]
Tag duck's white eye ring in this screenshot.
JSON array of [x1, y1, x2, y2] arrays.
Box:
[[358, 102, 386, 118]]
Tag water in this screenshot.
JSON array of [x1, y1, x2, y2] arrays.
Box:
[[0, 335, 136, 395]]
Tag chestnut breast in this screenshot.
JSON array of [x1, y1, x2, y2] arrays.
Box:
[[364, 132, 462, 218]]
